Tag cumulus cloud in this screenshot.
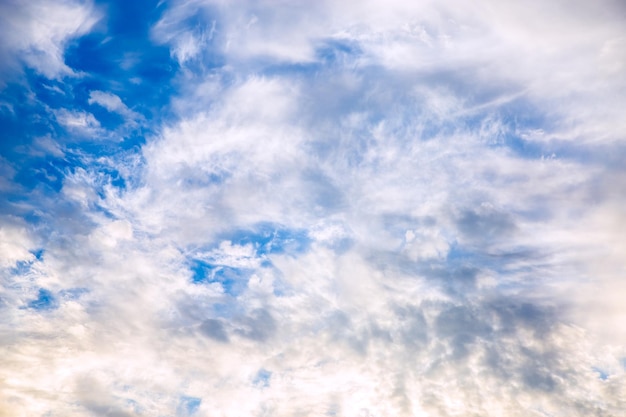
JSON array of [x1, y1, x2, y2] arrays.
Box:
[[1, 0, 626, 416]]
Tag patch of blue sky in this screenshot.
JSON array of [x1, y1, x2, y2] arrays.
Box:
[[498, 97, 553, 131], [210, 302, 236, 319], [10, 260, 35, 276], [26, 288, 58, 311], [18, 210, 45, 228], [253, 368, 272, 388], [178, 170, 230, 189], [177, 396, 201, 417], [315, 39, 362, 63], [30, 78, 72, 104], [10, 161, 120, 222], [0, 2, 181, 219], [60, 0, 180, 138], [190, 260, 251, 296], [225, 222, 311, 256], [84, 163, 128, 194], [0, 73, 119, 171], [12, 155, 76, 192], [260, 60, 325, 79], [445, 243, 478, 265], [469, 100, 560, 160], [271, 280, 288, 297], [101, 166, 127, 190], [592, 367, 609, 381], [500, 134, 547, 160], [434, 242, 547, 296], [65, 33, 176, 123], [188, 225, 308, 295], [88, 105, 127, 131], [0, 77, 58, 154]]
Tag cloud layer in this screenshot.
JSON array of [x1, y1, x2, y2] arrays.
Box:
[[1, 0, 625, 416]]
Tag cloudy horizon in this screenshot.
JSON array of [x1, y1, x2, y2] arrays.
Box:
[[1, 0, 625, 416]]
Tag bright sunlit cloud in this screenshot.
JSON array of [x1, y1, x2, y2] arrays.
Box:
[[1, 1, 625, 416]]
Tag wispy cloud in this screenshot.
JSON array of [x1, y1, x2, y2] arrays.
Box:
[[0, 0, 100, 80], [88, 90, 143, 124], [54, 108, 102, 137], [1, 0, 625, 416]]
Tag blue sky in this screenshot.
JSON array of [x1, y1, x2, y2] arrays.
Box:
[[1, 0, 626, 416]]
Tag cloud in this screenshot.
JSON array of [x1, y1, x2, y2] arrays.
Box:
[[0, 0, 100, 80], [54, 108, 102, 137], [151, 0, 217, 65], [88, 90, 142, 124], [0, 218, 37, 267], [1, 0, 626, 416]]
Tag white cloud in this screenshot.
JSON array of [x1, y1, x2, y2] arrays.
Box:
[[0, 0, 100, 79], [2, 0, 626, 416], [73, 63, 623, 414], [158, 0, 626, 143], [54, 108, 102, 137], [0, 219, 36, 268], [88, 90, 142, 124], [89, 219, 133, 248], [31, 135, 65, 157], [151, 1, 216, 64]]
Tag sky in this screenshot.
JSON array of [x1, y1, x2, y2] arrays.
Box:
[[1, 0, 625, 416]]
